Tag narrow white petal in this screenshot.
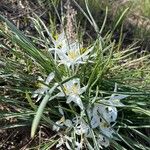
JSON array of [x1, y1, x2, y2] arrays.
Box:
[[45, 72, 55, 84], [108, 107, 117, 122], [36, 87, 47, 94], [76, 46, 94, 61], [32, 88, 46, 99], [91, 116, 100, 128], [56, 50, 69, 60], [65, 135, 73, 142], [56, 139, 63, 148], [80, 86, 87, 94], [32, 93, 38, 98], [52, 124, 60, 131], [102, 106, 118, 123], [110, 94, 129, 101], [66, 95, 74, 103], [67, 95, 84, 110], [75, 141, 83, 150], [64, 119, 72, 127], [72, 78, 80, 84], [36, 95, 42, 102], [56, 92, 65, 97], [100, 126, 113, 138]]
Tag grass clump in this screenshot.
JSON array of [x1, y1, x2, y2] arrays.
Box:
[[0, 1, 150, 149]]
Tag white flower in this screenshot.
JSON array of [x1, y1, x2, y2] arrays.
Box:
[[97, 134, 110, 148], [90, 93, 129, 128], [55, 42, 93, 68], [48, 32, 68, 62], [53, 107, 72, 131], [56, 135, 73, 150], [72, 117, 89, 135], [32, 72, 55, 101], [52, 116, 65, 131], [99, 119, 114, 138], [49, 31, 94, 68], [87, 92, 129, 148], [57, 78, 87, 110], [90, 103, 117, 129], [52, 32, 67, 50]]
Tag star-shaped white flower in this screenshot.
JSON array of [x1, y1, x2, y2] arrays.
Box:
[[90, 103, 117, 129], [53, 107, 72, 131], [51, 32, 69, 52], [72, 117, 89, 135], [92, 104, 117, 127], [32, 72, 55, 101], [49, 31, 94, 68], [57, 78, 87, 110], [56, 43, 93, 68], [90, 93, 129, 129]]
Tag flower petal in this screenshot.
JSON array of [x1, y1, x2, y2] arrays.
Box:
[[64, 119, 72, 127], [67, 95, 84, 110], [45, 72, 55, 84], [98, 135, 110, 147], [103, 106, 118, 123], [110, 94, 129, 102], [56, 92, 65, 97], [91, 115, 100, 128], [79, 85, 87, 94]]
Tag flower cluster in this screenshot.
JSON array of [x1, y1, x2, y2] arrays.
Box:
[[49, 31, 93, 69], [32, 72, 55, 102], [57, 78, 87, 110], [33, 30, 129, 149], [51, 94, 128, 149]]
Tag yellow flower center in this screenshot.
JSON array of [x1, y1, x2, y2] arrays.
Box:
[[37, 82, 44, 88], [71, 84, 78, 94], [101, 122, 109, 128], [63, 84, 78, 95], [68, 51, 78, 60]]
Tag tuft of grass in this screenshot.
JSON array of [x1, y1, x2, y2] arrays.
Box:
[[0, 1, 150, 149]]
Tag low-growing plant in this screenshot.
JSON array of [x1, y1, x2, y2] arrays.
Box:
[[0, 1, 150, 149]]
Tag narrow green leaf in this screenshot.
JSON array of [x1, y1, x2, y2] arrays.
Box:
[[31, 94, 50, 138], [26, 91, 37, 110]]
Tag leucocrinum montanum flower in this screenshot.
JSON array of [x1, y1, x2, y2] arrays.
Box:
[[32, 72, 55, 102], [57, 78, 87, 110], [49, 31, 94, 69]]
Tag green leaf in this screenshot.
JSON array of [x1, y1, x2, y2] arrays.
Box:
[[31, 94, 50, 138]]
